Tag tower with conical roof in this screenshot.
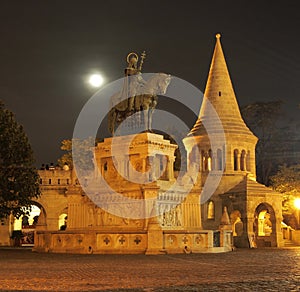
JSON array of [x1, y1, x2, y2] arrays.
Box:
[[185, 33, 257, 180], [183, 34, 283, 248]]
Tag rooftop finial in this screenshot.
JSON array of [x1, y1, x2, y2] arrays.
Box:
[[216, 33, 221, 39]]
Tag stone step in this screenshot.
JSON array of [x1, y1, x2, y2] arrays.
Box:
[[284, 240, 299, 247]]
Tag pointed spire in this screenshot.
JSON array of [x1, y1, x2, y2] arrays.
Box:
[[189, 34, 255, 137], [220, 206, 231, 225]]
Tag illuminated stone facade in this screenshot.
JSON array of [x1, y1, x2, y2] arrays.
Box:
[[0, 34, 283, 251], [184, 34, 283, 248], [33, 132, 232, 254]]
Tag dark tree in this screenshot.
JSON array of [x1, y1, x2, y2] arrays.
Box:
[[270, 164, 300, 228], [57, 138, 95, 173], [0, 101, 40, 219], [241, 101, 292, 185]]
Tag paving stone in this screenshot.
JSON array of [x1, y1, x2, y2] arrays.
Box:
[[0, 247, 300, 291]]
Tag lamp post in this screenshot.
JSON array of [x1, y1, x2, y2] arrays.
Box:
[[294, 198, 300, 229]]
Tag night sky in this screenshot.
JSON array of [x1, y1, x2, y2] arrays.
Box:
[[0, 1, 299, 166]]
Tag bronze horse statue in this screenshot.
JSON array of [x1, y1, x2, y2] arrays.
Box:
[[108, 73, 171, 135]]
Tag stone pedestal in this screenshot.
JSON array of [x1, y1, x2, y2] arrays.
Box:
[[145, 217, 164, 254], [94, 132, 177, 187]]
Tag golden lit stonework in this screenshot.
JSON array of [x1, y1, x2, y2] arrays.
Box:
[[0, 35, 284, 253]]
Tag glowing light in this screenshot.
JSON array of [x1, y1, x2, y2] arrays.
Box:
[[13, 205, 41, 230], [89, 74, 104, 87], [295, 198, 300, 210]]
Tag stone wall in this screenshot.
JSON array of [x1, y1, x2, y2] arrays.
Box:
[[34, 229, 232, 254]]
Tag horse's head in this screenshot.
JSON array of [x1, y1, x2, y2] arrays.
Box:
[[156, 73, 171, 95], [144, 73, 172, 96]]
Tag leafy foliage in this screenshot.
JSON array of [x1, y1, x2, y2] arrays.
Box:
[[270, 164, 300, 215], [57, 139, 73, 168], [241, 101, 292, 185], [0, 101, 40, 219], [58, 138, 95, 173]]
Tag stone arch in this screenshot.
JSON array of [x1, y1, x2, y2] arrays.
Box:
[[15, 201, 47, 229], [254, 202, 277, 247], [11, 201, 47, 247], [31, 201, 47, 227], [58, 207, 68, 230], [230, 210, 243, 236]]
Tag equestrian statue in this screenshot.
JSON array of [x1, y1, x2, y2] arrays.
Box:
[[108, 52, 171, 135]]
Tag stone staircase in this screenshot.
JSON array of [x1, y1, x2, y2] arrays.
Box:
[[283, 239, 299, 247]]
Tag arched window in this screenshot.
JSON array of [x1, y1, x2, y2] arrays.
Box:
[[233, 149, 239, 171], [58, 213, 68, 230], [13, 205, 41, 231], [191, 146, 200, 171], [230, 210, 243, 236], [207, 149, 212, 171], [217, 149, 222, 170], [240, 150, 246, 171], [207, 201, 215, 219], [160, 155, 165, 172], [201, 150, 206, 171], [246, 150, 251, 171], [258, 211, 272, 236], [104, 162, 108, 171]]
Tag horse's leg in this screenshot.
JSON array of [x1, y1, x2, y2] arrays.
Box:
[[144, 108, 149, 131], [148, 108, 153, 131], [128, 96, 135, 111]]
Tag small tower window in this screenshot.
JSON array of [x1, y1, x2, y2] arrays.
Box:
[[201, 150, 206, 171], [207, 149, 212, 171], [207, 201, 215, 219], [202, 151, 210, 171], [58, 179, 60, 185], [240, 150, 246, 171], [218, 91, 222, 96], [246, 150, 251, 171], [49, 179, 52, 185], [217, 149, 222, 170], [104, 162, 108, 171], [234, 149, 239, 171]]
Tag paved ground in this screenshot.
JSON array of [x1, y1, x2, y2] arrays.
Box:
[[0, 247, 300, 291]]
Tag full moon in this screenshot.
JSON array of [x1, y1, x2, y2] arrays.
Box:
[[89, 74, 104, 87]]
